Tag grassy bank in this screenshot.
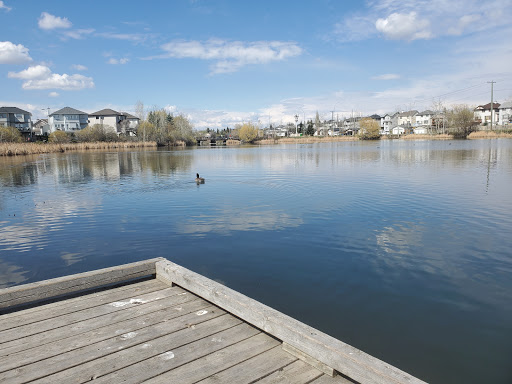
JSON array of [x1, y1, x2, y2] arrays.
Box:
[[255, 131, 512, 145], [256, 136, 359, 145], [0, 141, 158, 157], [468, 131, 512, 139], [398, 134, 453, 140]]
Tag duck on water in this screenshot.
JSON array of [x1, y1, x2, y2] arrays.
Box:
[[196, 173, 205, 184]]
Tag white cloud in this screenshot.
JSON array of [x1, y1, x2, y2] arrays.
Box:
[[71, 64, 87, 71], [334, 0, 511, 42], [38, 12, 72, 30], [0, 41, 32, 64], [107, 58, 130, 65], [63, 28, 95, 39], [96, 32, 154, 43], [0, 1, 11, 11], [448, 14, 481, 36], [9, 65, 94, 90], [49, 91, 59, 97], [372, 73, 400, 80], [22, 73, 94, 90], [376, 12, 431, 40], [8, 65, 52, 80], [156, 39, 303, 74]]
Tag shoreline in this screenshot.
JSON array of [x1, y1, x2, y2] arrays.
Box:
[[1, 131, 511, 157], [0, 141, 157, 157], [255, 131, 512, 145]]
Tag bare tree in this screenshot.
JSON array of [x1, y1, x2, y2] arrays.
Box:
[[431, 98, 445, 134], [446, 104, 477, 138], [135, 101, 146, 141]]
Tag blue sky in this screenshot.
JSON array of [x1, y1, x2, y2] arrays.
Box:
[[1, 0, 511, 129]]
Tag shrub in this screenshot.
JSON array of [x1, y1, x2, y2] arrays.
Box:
[[358, 118, 381, 140], [48, 130, 71, 143], [238, 123, 259, 143], [0, 126, 22, 143]]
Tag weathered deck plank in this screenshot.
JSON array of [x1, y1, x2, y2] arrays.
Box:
[[0, 258, 164, 309], [0, 279, 167, 331], [1, 259, 426, 384], [196, 345, 298, 384], [2, 306, 228, 383], [144, 332, 281, 384], [0, 296, 207, 372], [24, 307, 241, 384], [0, 288, 195, 357], [254, 360, 325, 383], [310, 374, 356, 384], [91, 322, 261, 384], [0, 286, 180, 344]]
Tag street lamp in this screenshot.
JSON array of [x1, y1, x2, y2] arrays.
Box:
[[294, 114, 299, 135]]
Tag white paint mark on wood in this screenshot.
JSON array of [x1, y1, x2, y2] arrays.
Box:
[[120, 332, 137, 340], [141, 343, 152, 349], [160, 351, 175, 360], [211, 337, 223, 343], [110, 298, 147, 307], [196, 310, 208, 316]]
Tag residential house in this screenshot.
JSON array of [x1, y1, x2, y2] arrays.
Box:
[[415, 110, 434, 128], [32, 118, 49, 136], [396, 110, 418, 127], [413, 126, 429, 134], [88, 109, 139, 135], [498, 101, 512, 126], [392, 126, 405, 135], [123, 112, 140, 135], [474, 102, 500, 126], [380, 114, 392, 134], [0, 106, 33, 138], [341, 116, 361, 135], [48, 107, 88, 133]]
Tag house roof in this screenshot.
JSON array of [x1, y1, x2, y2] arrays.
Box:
[[122, 112, 139, 119], [0, 106, 32, 115], [475, 102, 500, 111], [33, 119, 48, 126], [499, 100, 512, 109], [398, 110, 419, 117], [50, 107, 88, 116], [418, 110, 434, 115], [89, 108, 121, 116]]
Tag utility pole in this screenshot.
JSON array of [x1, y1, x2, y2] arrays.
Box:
[[488, 80, 496, 130]]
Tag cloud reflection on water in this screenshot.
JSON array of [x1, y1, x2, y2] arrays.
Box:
[[177, 208, 303, 236]]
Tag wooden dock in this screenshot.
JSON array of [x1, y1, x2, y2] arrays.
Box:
[[0, 258, 427, 384]]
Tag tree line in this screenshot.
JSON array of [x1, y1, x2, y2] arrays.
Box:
[[0, 104, 495, 143]]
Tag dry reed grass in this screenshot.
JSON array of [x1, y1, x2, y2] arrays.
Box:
[[256, 136, 359, 145], [400, 134, 453, 140], [0, 141, 158, 157], [468, 131, 512, 139]]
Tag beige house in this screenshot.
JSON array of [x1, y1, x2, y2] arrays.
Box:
[[88, 109, 139, 135], [48, 107, 88, 133]]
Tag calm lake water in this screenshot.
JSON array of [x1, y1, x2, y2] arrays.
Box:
[[1, 139, 511, 383]]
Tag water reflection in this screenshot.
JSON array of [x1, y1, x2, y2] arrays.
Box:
[[178, 208, 303, 236], [0, 150, 193, 187], [0, 259, 29, 288], [1, 140, 511, 383]]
